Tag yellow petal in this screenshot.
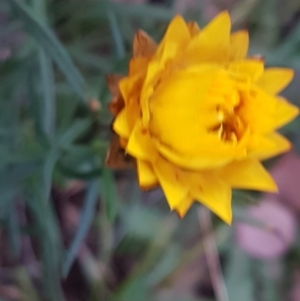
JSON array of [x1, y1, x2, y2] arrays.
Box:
[[174, 196, 194, 218], [149, 68, 247, 169], [148, 67, 218, 144], [229, 30, 249, 60], [187, 21, 200, 37], [126, 120, 157, 161], [140, 16, 191, 123], [238, 87, 277, 134], [228, 59, 264, 82], [119, 74, 143, 131], [126, 101, 140, 133], [256, 68, 294, 94], [273, 97, 299, 129], [133, 30, 157, 58], [239, 87, 298, 134], [129, 57, 150, 75], [119, 72, 144, 105], [167, 168, 233, 223], [156, 15, 190, 58], [153, 156, 188, 210], [163, 15, 190, 43], [249, 132, 291, 160], [141, 45, 188, 125], [113, 109, 130, 138], [137, 159, 158, 188], [152, 135, 246, 170], [188, 172, 232, 224], [183, 11, 231, 64], [118, 77, 132, 105], [217, 159, 277, 192]]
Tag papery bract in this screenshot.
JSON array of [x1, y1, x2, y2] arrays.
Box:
[[106, 12, 298, 224]]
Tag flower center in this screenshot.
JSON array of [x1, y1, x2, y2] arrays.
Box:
[[210, 105, 245, 144]]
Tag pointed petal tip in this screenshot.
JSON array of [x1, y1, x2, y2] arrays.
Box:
[[171, 195, 193, 218], [239, 29, 248, 35], [257, 68, 295, 94], [221, 10, 230, 18], [174, 204, 191, 218], [282, 68, 294, 80], [187, 21, 200, 36], [112, 109, 130, 138], [215, 10, 231, 24], [221, 209, 232, 225], [174, 209, 185, 219], [283, 136, 292, 151], [133, 29, 157, 57], [204, 10, 231, 33], [173, 14, 186, 21], [262, 176, 279, 193], [231, 29, 249, 40], [275, 68, 295, 90], [288, 68, 294, 78], [140, 183, 158, 190], [233, 29, 249, 40], [137, 160, 159, 190], [169, 14, 187, 28], [226, 217, 232, 226], [166, 14, 189, 34]]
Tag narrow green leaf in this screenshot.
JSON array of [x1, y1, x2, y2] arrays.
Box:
[[58, 164, 103, 180], [99, 168, 118, 222], [6, 201, 21, 258], [8, 0, 87, 102], [0, 160, 40, 197], [115, 277, 149, 301], [107, 10, 125, 59], [60, 1, 173, 22], [55, 96, 78, 131], [25, 177, 65, 301], [0, 190, 21, 220], [33, 0, 56, 140], [57, 119, 91, 147], [58, 145, 103, 180], [42, 119, 91, 200], [43, 148, 60, 201], [38, 50, 56, 138], [62, 180, 99, 277]]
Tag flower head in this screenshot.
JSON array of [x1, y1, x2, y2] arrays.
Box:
[[106, 12, 298, 224]]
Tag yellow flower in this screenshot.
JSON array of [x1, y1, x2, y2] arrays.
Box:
[[106, 12, 298, 224]]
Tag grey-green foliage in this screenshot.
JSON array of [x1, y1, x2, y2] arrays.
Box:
[[0, 0, 300, 300]]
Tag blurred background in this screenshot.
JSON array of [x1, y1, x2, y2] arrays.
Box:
[[1, 0, 300, 300]]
